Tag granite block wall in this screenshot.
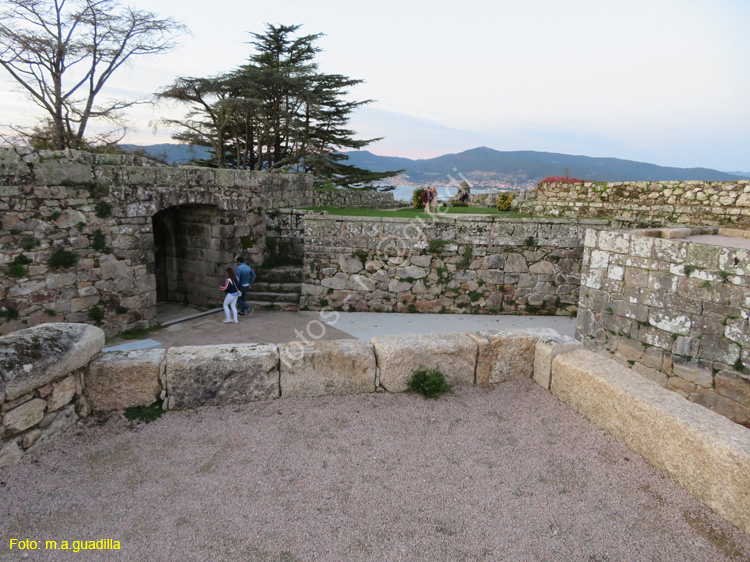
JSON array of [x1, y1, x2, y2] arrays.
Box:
[[301, 215, 609, 315], [518, 180, 750, 226], [576, 226, 750, 426], [311, 188, 400, 208], [0, 147, 312, 337]]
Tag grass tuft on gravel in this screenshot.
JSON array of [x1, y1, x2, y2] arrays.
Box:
[[407, 369, 453, 399], [124, 400, 164, 424]]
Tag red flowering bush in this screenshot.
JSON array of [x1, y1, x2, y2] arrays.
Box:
[[540, 176, 585, 183]]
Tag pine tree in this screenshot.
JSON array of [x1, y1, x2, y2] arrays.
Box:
[[158, 24, 401, 188]]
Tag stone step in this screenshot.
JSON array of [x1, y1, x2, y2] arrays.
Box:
[[249, 291, 300, 303], [250, 282, 302, 294], [257, 266, 303, 283], [246, 300, 300, 312]]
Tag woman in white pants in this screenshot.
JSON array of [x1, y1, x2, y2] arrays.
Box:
[[220, 267, 240, 323]]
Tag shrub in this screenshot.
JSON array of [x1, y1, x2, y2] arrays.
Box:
[[49, 248, 78, 269], [407, 369, 453, 399], [448, 200, 469, 207], [496, 193, 514, 211], [412, 187, 426, 209]]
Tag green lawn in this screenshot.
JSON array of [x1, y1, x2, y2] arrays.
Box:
[[302, 206, 532, 219]]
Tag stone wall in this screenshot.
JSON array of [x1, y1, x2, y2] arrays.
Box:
[[311, 188, 400, 208], [263, 209, 320, 267], [576, 226, 750, 427], [0, 147, 312, 337], [517, 180, 750, 226], [0, 323, 104, 467], [0, 322, 554, 467], [301, 215, 608, 315]]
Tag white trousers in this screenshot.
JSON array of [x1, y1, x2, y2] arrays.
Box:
[[223, 292, 239, 321]]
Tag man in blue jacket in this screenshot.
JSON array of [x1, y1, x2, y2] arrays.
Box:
[[235, 256, 256, 316]]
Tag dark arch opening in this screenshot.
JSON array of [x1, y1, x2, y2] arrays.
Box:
[[152, 204, 229, 307]]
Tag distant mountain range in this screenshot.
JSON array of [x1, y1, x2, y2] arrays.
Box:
[[341, 147, 750, 186], [123, 144, 749, 185], [122, 143, 210, 165]]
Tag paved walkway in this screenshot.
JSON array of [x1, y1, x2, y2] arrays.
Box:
[[107, 306, 577, 350]]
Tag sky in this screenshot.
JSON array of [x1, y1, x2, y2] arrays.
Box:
[[1, 0, 749, 171]]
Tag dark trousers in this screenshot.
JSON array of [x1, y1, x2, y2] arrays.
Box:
[[237, 285, 250, 311]]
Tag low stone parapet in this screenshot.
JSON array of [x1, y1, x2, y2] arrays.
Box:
[[372, 333, 478, 392], [549, 348, 750, 534], [86, 349, 165, 411], [279, 340, 377, 398], [165, 344, 280, 409]]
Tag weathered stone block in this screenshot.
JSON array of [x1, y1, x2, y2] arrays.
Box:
[[672, 358, 714, 388], [533, 333, 581, 389], [699, 335, 741, 365], [46, 375, 77, 411], [166, 344, 279, 409], [279, 340, 376, 398], [550, 349, 750, 534], [4, 398, 46, 434], [372, 333, 477, 393], [633, 363, 668, 387], [86, 349, 165, 411], [715, 371, 750, 407], [0, 323, 104, 401], [648, 310, 691, 335], [0, 440, 23, 468], [469, 329, 543, 385]]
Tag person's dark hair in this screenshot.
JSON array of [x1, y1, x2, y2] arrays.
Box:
[[226, 267, 239, 288], [236, 256, 245, 263]]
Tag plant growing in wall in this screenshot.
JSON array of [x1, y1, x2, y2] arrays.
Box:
[[458, 246, 473, 268], [0, 306, 19, 321], [49, 248, 78, 269], [7, 254, 31, 277], [17, 235, 38, 251], [95, 201, 113, 219], [87, 306, 104, 325], [427, 239, 449, 254], [91, 229, 110, 253]]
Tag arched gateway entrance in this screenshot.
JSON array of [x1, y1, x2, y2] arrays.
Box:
[[152, 204, 234, 307]]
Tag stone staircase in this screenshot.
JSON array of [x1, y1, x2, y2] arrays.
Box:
[[246, 265, 302, 312]]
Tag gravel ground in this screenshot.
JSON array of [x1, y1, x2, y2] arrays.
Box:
[[2, 379, 749, 562]]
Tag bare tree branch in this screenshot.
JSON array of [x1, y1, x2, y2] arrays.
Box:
[[0, 0, 187, 148]]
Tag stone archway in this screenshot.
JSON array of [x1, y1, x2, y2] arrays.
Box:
[[152, 204, 232, 307]]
